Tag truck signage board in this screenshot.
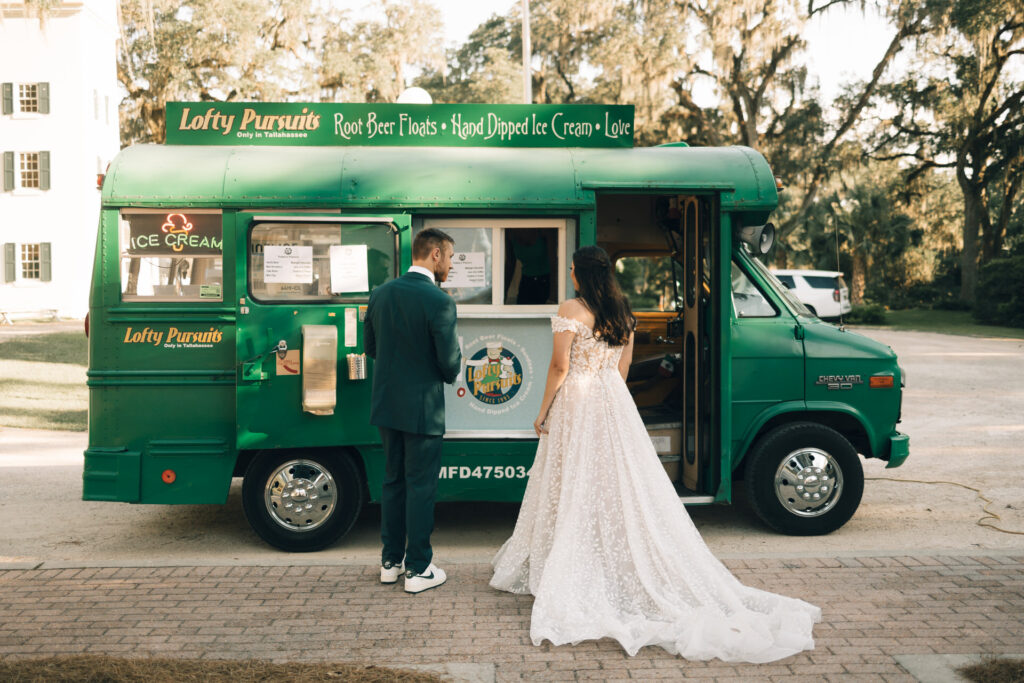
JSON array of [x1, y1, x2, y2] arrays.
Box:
[[165, 102, 635, 148]]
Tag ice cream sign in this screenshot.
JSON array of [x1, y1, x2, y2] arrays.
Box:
[[122, 211, 222, 256], [165, 102, 635, 148]]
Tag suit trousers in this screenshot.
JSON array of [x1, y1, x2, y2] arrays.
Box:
[[379, 426, 443, 575]]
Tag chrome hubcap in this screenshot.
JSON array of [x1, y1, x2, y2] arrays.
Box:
[[774, 448, 843, 517], [265, 459, 337, 532]]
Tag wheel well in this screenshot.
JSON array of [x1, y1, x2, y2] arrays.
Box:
[[734, 410, 872, 473], [234, 447, 369, 497]]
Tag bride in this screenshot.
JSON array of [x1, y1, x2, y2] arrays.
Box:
[[490, 246, 821, 662]]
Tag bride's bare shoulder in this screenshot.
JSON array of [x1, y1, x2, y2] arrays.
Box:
[[557, 299, 588, 321]]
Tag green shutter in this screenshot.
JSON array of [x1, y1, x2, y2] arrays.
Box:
[[3, 243, 14, 283], [38, 82, 49, 114], [1, 83, 12, 115], [2, 151, 13, 191], [39, 151, 50, 190], [40, 242, 52, 282]]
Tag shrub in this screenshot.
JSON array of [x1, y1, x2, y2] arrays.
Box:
[[844, 303, 887, 324], [973, 255, 1024, 328], [932, 297, 972, 311]]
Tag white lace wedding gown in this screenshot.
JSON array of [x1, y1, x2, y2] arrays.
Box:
[[490, 315, 821, 662]]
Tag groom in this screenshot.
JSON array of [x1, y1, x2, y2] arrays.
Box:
[[364, 228, 461, 594]]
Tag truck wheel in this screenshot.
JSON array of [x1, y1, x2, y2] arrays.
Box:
[[242, 450, 365, 552], [744, 422, 863, 535]]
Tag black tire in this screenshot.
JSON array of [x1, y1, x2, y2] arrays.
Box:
[[242, 449, 365, 552], [743, 422, 863, 535]]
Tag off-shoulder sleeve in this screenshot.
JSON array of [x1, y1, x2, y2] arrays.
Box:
[[551, 315, 581, 335]]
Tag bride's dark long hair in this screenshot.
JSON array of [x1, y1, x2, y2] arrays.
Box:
[[572, 246, 634, 346]]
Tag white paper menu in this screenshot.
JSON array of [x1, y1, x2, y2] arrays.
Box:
[[329, 244, 369, 293]]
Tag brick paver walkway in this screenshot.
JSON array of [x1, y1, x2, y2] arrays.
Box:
[[1, 554, 1023, 681]]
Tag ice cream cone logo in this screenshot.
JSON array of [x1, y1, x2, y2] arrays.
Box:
[[162, 213, 194, 252]]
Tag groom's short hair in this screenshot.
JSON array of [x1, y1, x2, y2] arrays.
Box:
[[413, 228, 455, 260]]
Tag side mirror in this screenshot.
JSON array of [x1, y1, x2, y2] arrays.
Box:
[[737, 222, 775, 254]]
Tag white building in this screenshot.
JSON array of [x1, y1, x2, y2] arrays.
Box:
[[0, 0, 120, 320]]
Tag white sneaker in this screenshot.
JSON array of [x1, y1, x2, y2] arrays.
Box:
[[380, 559, 404, 584], [404, 563, 446, 594]]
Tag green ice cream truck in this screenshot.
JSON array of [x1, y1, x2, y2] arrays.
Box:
[[83, 102, 909, 551]]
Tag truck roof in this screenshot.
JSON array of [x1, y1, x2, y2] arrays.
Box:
[[102, 144, 778, 213]]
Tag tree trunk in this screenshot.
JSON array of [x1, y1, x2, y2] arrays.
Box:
[[959, 189, 983, 303], [980, 205, 999, 262], [851, 250, 867, 305], [985, 167, 1022, 261]]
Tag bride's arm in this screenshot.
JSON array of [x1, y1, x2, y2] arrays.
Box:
[[616, 331, 635, 382], [533, 329, 574, 435]]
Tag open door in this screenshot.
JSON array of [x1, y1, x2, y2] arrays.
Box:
[[234, 212, 408, 451], [680, 197, 716, 493], [597, 193, 718, 498]]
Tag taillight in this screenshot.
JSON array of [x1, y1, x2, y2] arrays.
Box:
[[833, 288, 840, 302]]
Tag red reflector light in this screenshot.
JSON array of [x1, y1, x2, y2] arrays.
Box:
[[162, 470, 176, 484], [870, 376, 894, 388], [833, 288, 840, 302], [96, 173, 104, 190]]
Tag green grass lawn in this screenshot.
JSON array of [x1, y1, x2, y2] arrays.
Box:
[[867, 308, 1024, 339], [0, 332, 88, 431]]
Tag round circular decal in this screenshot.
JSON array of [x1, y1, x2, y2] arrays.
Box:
[[465, 341, 523, 405]]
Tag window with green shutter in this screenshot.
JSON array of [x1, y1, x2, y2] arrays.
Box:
[[1, 83, 12, 115], [17, 84, 39, 113], [18, 152, 40, 189], [20, 244, 41, 279]]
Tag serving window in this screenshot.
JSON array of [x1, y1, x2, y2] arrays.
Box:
[[119, 209, 223, 301], [422, 218, 566, 312], [248, 220, 398, 303]]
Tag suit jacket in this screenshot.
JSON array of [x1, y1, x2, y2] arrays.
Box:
[[364, 271, 461, 435]]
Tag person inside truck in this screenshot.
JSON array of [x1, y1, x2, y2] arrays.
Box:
[[506, 229, 556, 304]]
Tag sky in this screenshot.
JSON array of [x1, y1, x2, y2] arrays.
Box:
[[386, 0, 896, 106]]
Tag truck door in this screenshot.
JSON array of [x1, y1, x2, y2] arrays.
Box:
[[729, 252, 805, 458], [234, 212, 408, 451]]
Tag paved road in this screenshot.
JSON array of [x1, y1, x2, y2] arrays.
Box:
[[2, 555, 1022, 681], [2, 326, 1023, 568]]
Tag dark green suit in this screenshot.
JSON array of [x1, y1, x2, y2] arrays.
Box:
[[364, 270, 461, 573]]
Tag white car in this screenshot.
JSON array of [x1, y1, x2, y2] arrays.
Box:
[[770, 269, 852, 318]]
